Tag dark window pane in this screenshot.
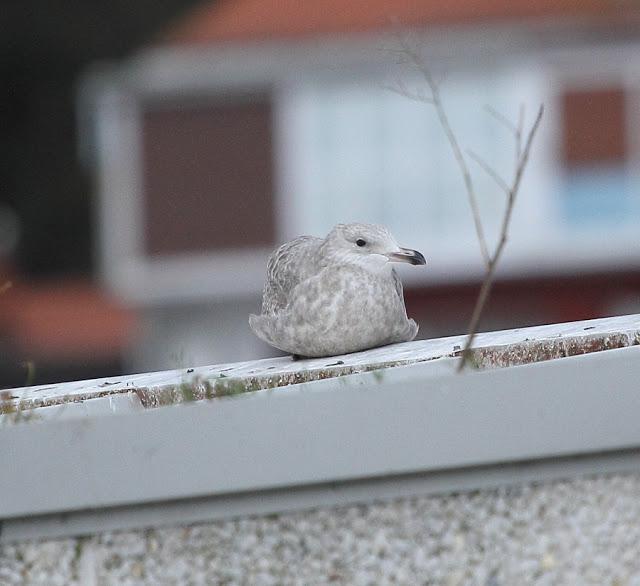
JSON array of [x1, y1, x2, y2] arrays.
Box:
[[561, 88, 626, 167], [142, 97, 275, 256]]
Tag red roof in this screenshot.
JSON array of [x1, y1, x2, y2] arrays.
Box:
[[168, 0, 637, 45], [0, 279, 136, 362]]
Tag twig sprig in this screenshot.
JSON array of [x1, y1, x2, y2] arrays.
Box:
[[390, 36, 491, 268], [389, 34, 544, 371], [460, 105, 544, 371]]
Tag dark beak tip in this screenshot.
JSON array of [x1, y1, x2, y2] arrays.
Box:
[[392, 248, 427, 265], [412, 251, 427, 266]]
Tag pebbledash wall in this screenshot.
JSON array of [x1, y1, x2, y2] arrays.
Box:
[[2, 475, 640, 584], [2, 314, 640, 584]]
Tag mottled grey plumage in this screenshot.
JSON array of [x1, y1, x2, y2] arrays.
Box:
[[249, 223, 426, 357]]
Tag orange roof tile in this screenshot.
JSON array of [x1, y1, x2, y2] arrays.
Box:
[[0, 279, 136, 361], [168, 0, 636, 45]]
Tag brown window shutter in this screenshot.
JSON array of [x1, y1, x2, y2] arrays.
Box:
[[141, 98, 275, 256], [561, 88, 627, 167]]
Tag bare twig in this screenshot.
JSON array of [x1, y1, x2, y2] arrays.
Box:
[[486, 103, 526, 174], [467, 150, 511, 197], [397, 35, 491, 268], [383, 80, 435, 104], [484, 105, 519, 136], [457, 104, 544, 371], [516, 104, 525, 161], [389, 34, 544, 372]]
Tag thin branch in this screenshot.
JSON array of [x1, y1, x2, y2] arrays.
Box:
[[397, 34, 491, 268], [467, 149, 511, 196], [485, 103, 526, 174], [484, 105, 519, 136], [383, 80, 435, 104], [500, 105, 544, 250], [457, 104, 544, 372], [515, 103, 525, 161], [389, 33, 544, 373]]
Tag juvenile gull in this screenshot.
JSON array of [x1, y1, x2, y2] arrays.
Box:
[[249, 223, 426, 358]]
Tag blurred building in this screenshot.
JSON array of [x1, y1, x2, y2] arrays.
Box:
[[0, 205, 136, 388], [0, 1, 206, 388], [81, 0, 640, 371], [0, 278, 136, 388]]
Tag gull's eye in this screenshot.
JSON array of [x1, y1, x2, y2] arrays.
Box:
[[356, 238, 366, 247]]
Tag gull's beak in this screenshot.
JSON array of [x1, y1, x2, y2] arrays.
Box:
[[387, 247, 427, 266]]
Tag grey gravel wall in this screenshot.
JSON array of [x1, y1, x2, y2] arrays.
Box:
[[2, 472, 640, 585]]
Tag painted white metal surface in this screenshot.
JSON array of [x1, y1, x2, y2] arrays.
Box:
[[4, 450, 640, 544], [5, 313, 640, 414], [1, 342, 639, 524], [2, 315, 640, 542]]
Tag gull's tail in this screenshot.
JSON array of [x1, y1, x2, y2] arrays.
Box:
[[405, 318, 419, 342], [249, 314, 274, 346]]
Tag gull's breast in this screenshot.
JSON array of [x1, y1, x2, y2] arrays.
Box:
[[310, 269, 410, 355]]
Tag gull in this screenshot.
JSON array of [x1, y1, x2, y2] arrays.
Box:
[[249, 223, 426, 358]]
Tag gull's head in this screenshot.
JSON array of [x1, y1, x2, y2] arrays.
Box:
[[321, 223, 426, 270]]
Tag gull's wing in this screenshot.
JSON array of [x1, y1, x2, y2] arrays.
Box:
[[392, 268, 406, 304], [391, 268, 417, 340], [261, 235, 323, 314]]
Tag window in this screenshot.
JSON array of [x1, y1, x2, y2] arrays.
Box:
[[279, 70, 549, 270], [141, 97, 276, 256], [560, 87, 635, 224]]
